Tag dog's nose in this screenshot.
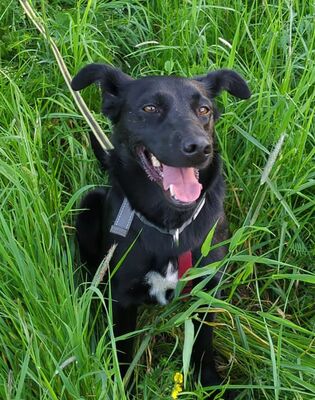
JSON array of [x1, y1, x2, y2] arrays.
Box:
[[182, 137, 211, 158]]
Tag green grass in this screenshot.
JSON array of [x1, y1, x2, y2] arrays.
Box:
[[0, 0, 314, 399]]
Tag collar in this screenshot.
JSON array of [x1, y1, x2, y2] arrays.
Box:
[[110, 194, 206, 245]]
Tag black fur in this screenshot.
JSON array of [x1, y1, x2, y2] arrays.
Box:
[[72, 64, 250, 399]]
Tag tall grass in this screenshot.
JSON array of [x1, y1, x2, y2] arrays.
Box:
[[0, 1, 314, 399]]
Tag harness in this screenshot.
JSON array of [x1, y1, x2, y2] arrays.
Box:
[[110, 195, 206, 293], [110, 195, 206, 245]]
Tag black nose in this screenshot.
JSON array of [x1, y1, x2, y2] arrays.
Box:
[[182, 137, 211, 158]]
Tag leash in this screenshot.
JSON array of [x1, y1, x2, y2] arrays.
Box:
[[19, 0, 113, 153], [20, 1, 197, 293]]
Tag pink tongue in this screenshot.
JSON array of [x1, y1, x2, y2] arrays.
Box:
[[162, 165, 202, 203]]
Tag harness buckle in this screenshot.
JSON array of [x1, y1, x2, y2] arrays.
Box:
[[173, 228, 179, 246]]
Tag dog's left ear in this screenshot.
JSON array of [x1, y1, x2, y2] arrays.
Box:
[[194, 69, 251, 99], [71, 63, 132, 93], [71, 63, 133, 121]]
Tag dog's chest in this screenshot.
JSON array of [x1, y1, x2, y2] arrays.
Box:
[[145, 261, 178, 305]]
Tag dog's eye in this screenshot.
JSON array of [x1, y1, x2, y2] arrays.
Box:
[[198, 106, 211, 116], [143, 105, 157, 113]]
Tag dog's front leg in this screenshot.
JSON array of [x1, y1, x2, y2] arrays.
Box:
[[112, 301, 138, 379], [192, 310, 220, 388], [191, 225, 231, 399], [192, 307, 234, 400]]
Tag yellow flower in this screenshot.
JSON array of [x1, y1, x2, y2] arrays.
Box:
[[171, 385, 183, 399], [176, 383, 182, 391], [171, 372, 184, 398], [173, 372, 184, 384]]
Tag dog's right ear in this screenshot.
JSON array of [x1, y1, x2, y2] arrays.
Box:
[[71, 63, 132, 120], [194, 69, 251, 100]]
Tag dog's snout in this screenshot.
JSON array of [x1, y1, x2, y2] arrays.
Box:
[[182, 137, 211, 158]]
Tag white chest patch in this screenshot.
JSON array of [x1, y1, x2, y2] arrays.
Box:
[[145, 262, 178, 305]]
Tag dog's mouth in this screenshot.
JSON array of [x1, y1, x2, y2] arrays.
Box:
[[136, 146, 202, 205]]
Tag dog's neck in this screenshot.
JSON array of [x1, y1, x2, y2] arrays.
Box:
[[108, 147, 223, 231]]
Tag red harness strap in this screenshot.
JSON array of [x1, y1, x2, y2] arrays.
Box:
[[178, 251, 193, 294]]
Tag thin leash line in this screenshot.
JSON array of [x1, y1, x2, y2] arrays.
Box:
[[19, 0, 113, 153]]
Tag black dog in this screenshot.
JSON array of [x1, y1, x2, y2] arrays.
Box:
[[71, 64, 250, 398]]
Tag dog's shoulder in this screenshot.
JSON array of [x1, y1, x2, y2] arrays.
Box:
[[76, 187, 112, 272], [80, 187, 109, 207]]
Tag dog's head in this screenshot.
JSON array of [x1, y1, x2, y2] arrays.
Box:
[[72, 64, 250, 207]]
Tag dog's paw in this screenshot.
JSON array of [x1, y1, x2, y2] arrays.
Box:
[[205, 389, 235, 400], [200, 367, 235, 400], [200, 364, 221, 386]]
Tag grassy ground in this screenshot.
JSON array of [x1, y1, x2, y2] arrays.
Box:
[[0, 1, 314, 399]]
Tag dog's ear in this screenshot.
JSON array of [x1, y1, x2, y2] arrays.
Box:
[[71, 63, 132, 120], [71, 63, 131, 93], [194, 69, 251, 99]]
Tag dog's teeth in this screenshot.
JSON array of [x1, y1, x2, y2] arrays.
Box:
[[169, 184, 175, 197], [151, 154, 161, 168]]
